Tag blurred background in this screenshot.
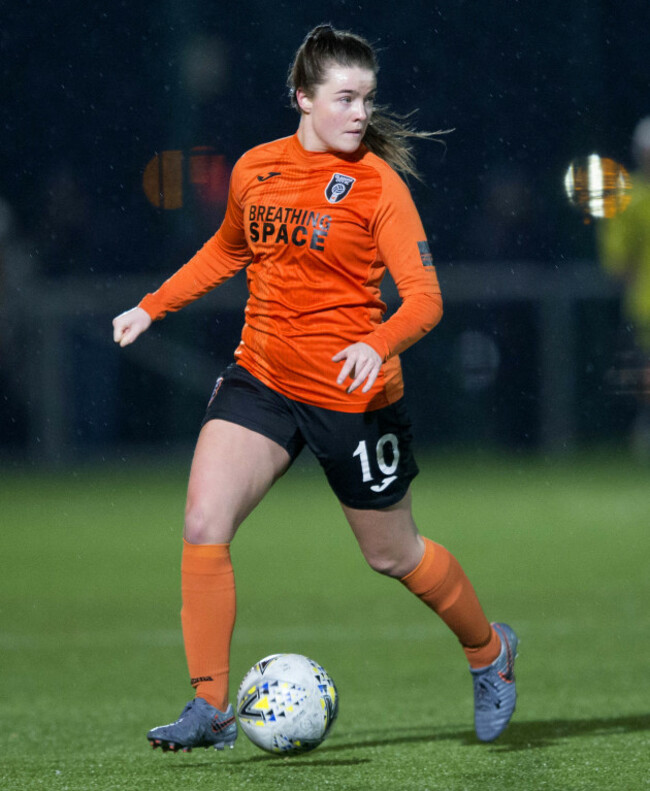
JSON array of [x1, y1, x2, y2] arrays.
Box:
[[2, 0, 650, 466]]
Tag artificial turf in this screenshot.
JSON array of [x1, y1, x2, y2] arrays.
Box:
[[1, 450, 648, 790]]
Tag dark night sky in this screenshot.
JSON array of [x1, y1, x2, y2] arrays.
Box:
[[2, 0, 649, 452], [2, 0, 649, 274]]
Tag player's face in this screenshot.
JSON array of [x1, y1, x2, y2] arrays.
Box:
[[296, 65, 376, 155]]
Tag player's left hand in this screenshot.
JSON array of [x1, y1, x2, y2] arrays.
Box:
[[332, 342, 382, 394]]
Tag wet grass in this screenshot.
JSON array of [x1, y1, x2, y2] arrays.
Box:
[[1, 450, 648, 790]]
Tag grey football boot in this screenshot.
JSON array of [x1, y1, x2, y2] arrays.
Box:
[[147, 698, 237, 753], [470, 622, 519, 742]]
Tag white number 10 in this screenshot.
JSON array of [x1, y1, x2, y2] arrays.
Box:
[[352, 434, 400, 483]]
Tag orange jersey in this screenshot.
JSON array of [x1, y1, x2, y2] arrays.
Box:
[[139, 134, 443, 412]]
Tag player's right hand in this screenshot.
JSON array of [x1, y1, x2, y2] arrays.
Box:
[[112, 306, 152, 347]]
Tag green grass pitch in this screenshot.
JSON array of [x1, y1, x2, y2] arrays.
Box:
[[1, 450, 648, 790]]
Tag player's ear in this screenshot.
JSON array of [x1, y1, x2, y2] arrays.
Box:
[[295, 89, 312, 114]]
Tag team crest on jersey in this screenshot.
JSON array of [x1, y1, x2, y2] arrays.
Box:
[[325, 173, 355, 204]]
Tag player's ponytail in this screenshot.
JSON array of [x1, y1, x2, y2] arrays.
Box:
[[288, 24, 448, 180]]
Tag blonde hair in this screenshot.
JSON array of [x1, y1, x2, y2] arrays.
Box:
[[288, 24, 447, 180]]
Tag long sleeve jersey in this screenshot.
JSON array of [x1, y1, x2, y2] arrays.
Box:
[[139, 133, 443, 412]]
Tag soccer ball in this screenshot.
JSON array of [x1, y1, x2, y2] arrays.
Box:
[[236, 653, 338, 755]]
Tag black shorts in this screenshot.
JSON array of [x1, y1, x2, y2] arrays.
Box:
[[202, 363, 419, 509]]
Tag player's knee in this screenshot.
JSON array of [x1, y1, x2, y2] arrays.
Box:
[[362, 550, 406, 578], [184, 502, 224, 544], [360, 538, 424, 578]]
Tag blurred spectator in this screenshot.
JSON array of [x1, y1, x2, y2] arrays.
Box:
[[0, 195, 36, 447], [0, 195, 37, 295], [37, 163, 95, 276], [19, 164, 123, 448], [460, 163, 542, 261], [598, 117, 650, 457]]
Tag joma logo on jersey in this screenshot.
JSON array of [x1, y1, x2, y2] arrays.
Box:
[[325, 173, 355, 204]]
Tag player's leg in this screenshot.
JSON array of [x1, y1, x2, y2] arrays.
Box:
[[182, 417, 292, 701], [184, 417, 292, 546], [297, 395, 499, 650], [339, 489, 423, 577], [297, 396, 517, 742], [148, 419, 292, 752], [341, 492, 498, 657], [148, 365, 303, 753], [342, 493, 518, 742]]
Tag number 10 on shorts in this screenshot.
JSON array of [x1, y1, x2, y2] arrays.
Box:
[[352, 434, 400, 493]]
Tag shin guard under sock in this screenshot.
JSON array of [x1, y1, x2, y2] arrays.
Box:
[[181, 540, 236, 711], [400, 538, 500, 668]]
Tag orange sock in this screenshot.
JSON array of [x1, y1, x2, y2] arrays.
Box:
[[400, 538, 500, 668], [181, 540, 236, 711]]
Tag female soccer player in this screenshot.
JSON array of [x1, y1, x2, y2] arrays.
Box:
[[113, 24, 518, 749]]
